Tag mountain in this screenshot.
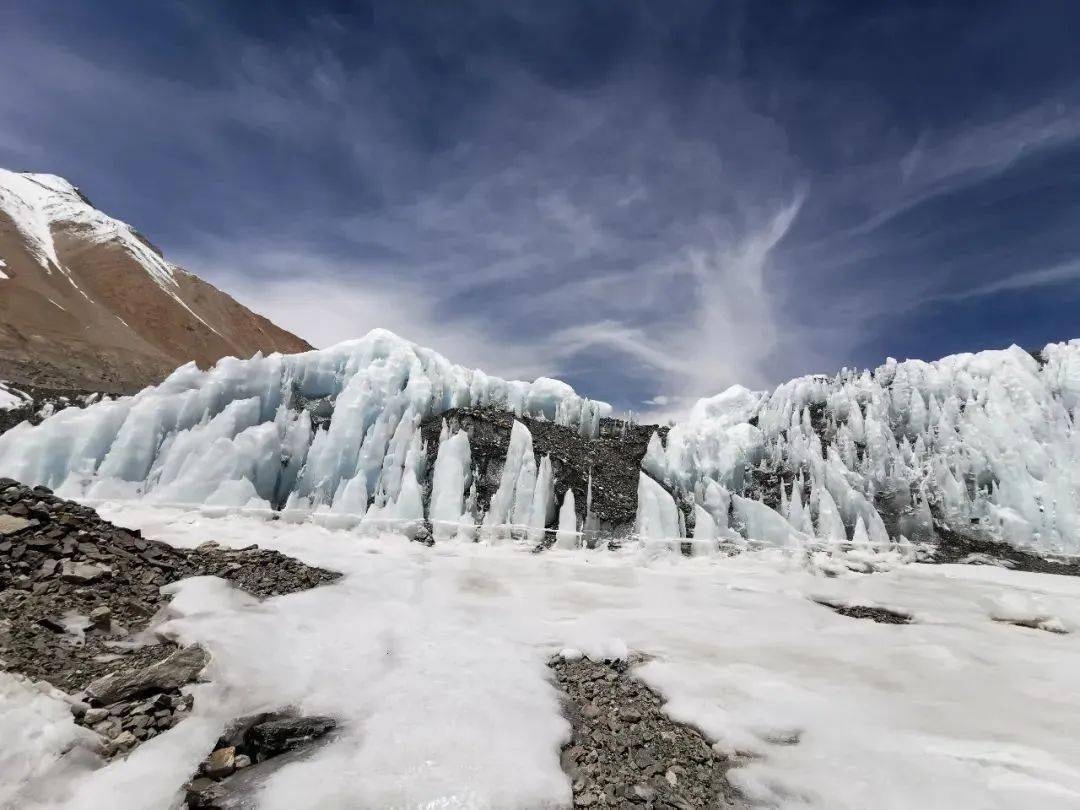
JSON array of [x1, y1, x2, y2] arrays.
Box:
[[0, 169, 312, 392], [1, 328, 1078, 567]]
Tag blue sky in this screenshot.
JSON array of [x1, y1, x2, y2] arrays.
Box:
[[2, 1, 1079, 414]]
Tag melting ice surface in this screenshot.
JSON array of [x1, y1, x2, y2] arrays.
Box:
[[7, 506, 1080, 809]]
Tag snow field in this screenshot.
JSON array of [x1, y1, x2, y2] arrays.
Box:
[[7, 505, 1080, 809]]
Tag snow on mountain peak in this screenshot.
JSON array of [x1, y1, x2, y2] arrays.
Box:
[[0, 167, 178, 290]]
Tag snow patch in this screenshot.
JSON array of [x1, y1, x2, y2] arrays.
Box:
[[22, 503, 1080, 810], [0, 381, 31, 411]]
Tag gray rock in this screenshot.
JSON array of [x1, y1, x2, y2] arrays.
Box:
[[233, 754, 251, 769], [86, 644, 208, 705], [110, 731, 137, 752], [185, 777, 224, 809], [248, 715, 337, 758], [630, 783, 656, 802], [60, 560, 108, 584], [89, 605, 112, 632], [82, 707, 109, 724], [204, 745, 236, 779], [0, 514, 31, 535], [92, 718, 121, 739]]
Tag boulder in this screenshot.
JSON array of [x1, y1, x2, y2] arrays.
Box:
[[0, 514, 31, 535], [60, 560, 108, 584], [204, 746, 237, 779], [248, 715, 337, 758], [86, 644, 208, 705], [89, 605, 112, 632]]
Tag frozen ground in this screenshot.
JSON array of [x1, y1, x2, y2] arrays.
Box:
[[5, 506, 1080, 809]]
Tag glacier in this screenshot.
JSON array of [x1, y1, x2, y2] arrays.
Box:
[[0, 330, 608, 536], [2, 330, 1080, 557], [651, 340, 1080, 557]]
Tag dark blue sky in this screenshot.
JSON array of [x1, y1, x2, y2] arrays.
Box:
[[2, 1, 1079, 414]]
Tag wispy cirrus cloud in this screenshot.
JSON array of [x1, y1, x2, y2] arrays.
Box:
[[3, 3, 1080, 414], [929, 258, 1080, 303]]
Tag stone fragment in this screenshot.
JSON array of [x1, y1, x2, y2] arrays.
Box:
[[630, 783, 656, 802], [0, 514, 31, 535], [82, 707, 109, 724], [110, 731, 137, 752], [37, 616, 67, 634], [89, 605, 112, 632], [92, 718, 121, 739], [248, 715, 337, 758], [86, 644, 208, 705], [185, 777, 224, 809], [60, 560, 108, 584], [204, 745, 236, 779]]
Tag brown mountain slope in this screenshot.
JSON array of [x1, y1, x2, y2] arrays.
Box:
[[0, 170, 312, 392]]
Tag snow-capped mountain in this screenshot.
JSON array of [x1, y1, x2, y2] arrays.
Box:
[[0, 169, 311, 392], [1, 328, 1078, 561]]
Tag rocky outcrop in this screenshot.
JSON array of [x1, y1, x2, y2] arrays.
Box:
[[421, 407, 667, 540]]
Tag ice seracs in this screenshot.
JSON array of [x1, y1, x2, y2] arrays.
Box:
[[0, 330, 607, 536], [648, 340, 1080, 556], [4, 329, 1080, 557]]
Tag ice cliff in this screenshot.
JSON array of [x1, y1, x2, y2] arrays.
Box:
[[0, 330, 607, 535], [644, 341, 1080, 556], [2, 330, 1079, 557]]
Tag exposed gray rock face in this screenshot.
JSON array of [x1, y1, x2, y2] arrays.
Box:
[[0, 478, 341, 692], [421, 407, 668, 540], [812, 600, 912, 624], [60, 560, 108, 584]]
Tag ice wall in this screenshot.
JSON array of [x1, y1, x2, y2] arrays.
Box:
[[653, 341, 1080, 556], [0, 330, 605, 529]]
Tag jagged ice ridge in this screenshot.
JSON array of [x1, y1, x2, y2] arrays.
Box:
[[2, 330, 1080, 557], [0, 330, 608, 535]]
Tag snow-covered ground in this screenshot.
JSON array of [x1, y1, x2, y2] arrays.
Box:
[[6, 506, 1080, 810], [0, 381, 30, 412]]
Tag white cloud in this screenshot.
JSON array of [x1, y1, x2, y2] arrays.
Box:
[[930, 258, 1080, 303], [179, 244, 563, 383]]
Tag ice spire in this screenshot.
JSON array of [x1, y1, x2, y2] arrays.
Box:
[[429, 427, 473, 541], [555, 489, 579, 549]]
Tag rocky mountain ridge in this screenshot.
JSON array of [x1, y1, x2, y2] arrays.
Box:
[[0, 169, 312, 392]]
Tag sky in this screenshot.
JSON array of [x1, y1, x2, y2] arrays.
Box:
[[2, 1, 1079, 416]]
